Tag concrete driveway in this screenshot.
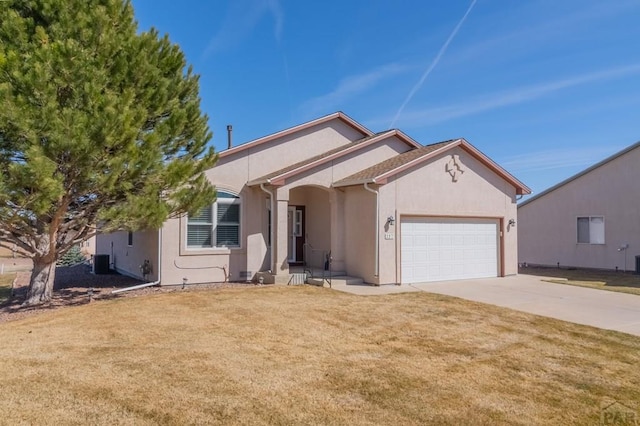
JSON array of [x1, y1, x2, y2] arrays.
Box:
[[333, 274, 640, 337]]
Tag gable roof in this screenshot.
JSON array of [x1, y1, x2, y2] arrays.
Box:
[[334, 138, 532, 195], [518, 140, 640, 208], [246, 129, 421, 186], [219, 111, 373, 159]]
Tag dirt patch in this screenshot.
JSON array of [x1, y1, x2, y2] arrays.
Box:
[[0, 264, 253, 323]]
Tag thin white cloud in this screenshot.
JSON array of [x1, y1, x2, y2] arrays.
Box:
[[202, 0, 283, 58], [393, 63, 640, 127], [266, 0, 284, 42], [301, 63, 409, 117], [499, 146, 623, 174], [390, 0, 477, 128], [448, 0, 640, 68]]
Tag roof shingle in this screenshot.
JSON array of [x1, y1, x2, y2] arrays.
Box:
[[333, 139, 460, 186]]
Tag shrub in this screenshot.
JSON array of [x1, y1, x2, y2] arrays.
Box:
[[57, 245, 86, 267]]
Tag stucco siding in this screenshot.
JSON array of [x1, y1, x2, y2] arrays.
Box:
[[211, 121, 363, 185], [378, 147, 518, 283], [343, 186, 377, 283], [329, 136, 412, 183], [101, 114, 526, 286], [518, 146, 640, 271], [277, 136, 412, 190], [160, 186, 268, 285]]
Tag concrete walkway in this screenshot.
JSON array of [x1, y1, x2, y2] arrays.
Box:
[[330, 274, 640, 337]]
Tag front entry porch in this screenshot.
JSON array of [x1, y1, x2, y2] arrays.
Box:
[[262, 184, 358, 284]]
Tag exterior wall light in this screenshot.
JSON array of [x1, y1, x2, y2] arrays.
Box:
[[387, 216, 395, 226], [508, 219, 516, 226]]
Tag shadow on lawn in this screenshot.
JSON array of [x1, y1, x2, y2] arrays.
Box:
[[1, 264, 144, 313]]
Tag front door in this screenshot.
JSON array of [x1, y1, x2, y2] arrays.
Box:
[[287, 206, 305, 263]]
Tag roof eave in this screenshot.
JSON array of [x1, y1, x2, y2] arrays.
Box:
[[218, 111, 373, 159], [374, 139, 463, 183], [393, 129, 423, 149], [332, 178, 377, 188], [247, 129, 406, 187], [268, 130, 398, 185], [457, 140, 531, 196], [518, 140, 640, 207]]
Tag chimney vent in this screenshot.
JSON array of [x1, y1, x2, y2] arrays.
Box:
[[227, 125, 233, 149]]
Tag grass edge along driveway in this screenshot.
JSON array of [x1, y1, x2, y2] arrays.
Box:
[[522, 265, 640, 296]]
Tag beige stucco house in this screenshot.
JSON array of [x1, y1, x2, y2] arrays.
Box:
[[97, 112, 530, 286], [518, 141, 640, 272]]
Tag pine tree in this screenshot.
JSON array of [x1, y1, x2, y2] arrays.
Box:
[[0, 0, 217, 305]]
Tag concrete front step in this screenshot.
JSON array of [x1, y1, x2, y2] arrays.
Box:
[[307, 275, 364, 287]]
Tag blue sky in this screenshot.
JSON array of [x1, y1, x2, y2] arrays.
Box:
[[131, 0, 640, 198]]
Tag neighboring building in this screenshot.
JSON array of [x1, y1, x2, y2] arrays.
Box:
[[0, 237, 94, 260], [518, 141, 640, 271], [97, 112, 529, 286], [79, 235, 96, 259]]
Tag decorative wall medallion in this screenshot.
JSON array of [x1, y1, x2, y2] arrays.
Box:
[[445, 154, 464, 182]]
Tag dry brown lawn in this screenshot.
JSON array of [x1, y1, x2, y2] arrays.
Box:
[[1, 285, 639, 425], [522, 265, 640, 296]]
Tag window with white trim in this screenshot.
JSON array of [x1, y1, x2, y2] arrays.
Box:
[[577, 216, 604, 244], [187, 191, 241, 248]]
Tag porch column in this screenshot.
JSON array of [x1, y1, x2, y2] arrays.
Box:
[[273, 186, 290, 282], [329, 189, 346, 273]]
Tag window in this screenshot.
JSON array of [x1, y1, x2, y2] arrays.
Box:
[[127, 231, 133, 246], [187, 191, 241, 248], [577, 216, 604, 244]]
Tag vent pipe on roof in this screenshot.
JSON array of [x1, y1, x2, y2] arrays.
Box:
[[227, 125, 233, 149]]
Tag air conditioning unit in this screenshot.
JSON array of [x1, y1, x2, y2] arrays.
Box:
[[93, 254, 110, 275]]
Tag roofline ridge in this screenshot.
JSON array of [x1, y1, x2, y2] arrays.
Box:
[[219, 111, 373, 159], [374, 139, 460, 183], [518, 140, 640, 207]]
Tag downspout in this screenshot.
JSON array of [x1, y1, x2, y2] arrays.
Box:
[[260, 183, 275, 272], [112, 227, 162, 294], [363, 182, 379, 277]]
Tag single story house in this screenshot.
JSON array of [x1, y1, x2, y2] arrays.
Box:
[[518, 141, 640, 271], [97, 112, 530, 286]]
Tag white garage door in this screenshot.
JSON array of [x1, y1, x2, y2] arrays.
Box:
[[401, 217, 499, 283]]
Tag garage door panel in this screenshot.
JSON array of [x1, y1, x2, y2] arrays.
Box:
[[401, 218, 499, 283]]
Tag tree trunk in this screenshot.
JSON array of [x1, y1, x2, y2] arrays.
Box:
[[24, 258, 57, 306]]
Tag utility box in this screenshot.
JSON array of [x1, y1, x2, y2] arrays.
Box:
[[93, 254, 110, 275], [635, 255, 640, 275]]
